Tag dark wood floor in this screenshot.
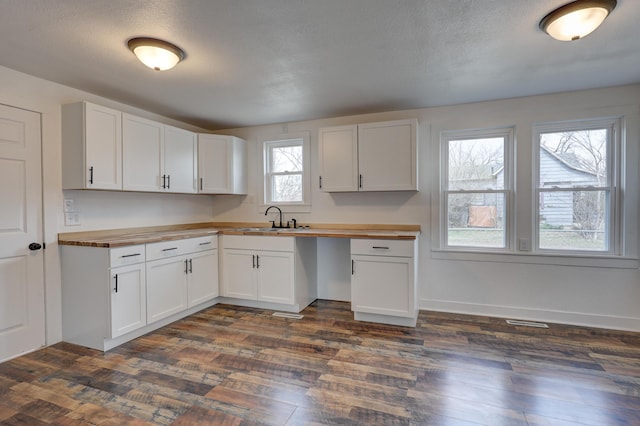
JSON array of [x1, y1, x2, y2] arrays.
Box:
[[1, 300, 639, 425]]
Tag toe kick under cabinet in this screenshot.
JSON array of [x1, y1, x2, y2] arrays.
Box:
[[61, 236, 218, 351], [351, 238, 418, 327]]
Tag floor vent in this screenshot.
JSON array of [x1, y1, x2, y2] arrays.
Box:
[[272, 312, 304, 319], [506, 319, 549, 328]]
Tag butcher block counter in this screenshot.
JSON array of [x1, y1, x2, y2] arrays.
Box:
[[59, 222, 421, 352], [58, 222, 420, 247]]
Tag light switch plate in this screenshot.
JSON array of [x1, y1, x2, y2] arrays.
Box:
[[63, 199, 74, 212], [518, 238, 530, 251], [64, 212, 81, 226]]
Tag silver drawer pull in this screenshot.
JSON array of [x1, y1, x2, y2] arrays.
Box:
[[372, 246, 390, 250], [199, 242, 212, 246], [120, 253, 141, 258], [162, 247, 178, 251]]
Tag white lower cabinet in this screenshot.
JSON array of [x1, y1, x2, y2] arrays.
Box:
[[110, 262, 146, 338], [222, 248, 294, 304], [146, 237, 219, 324], [221, 235, 316, 312], [146, 255, 189, 324], [351, 239, 418, 326], [61, 236, 218, 351], [223, 250, 258, 299], [257, 251, 295, 304], [189, 250, 219, 306]]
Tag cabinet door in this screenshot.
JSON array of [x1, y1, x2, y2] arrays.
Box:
[[110, 263, 146, 338], [85, 103, 122, 190], [318, 125, 359, 192], [351, 255, 414, 318], [358, 119, 417, 191], [222, 249, 257, 299], [164, 125, 197, 193], [198, 134, 233, 193], [188, 250, 218, 307], [257, 251, 294, 305], [146, 256, 188, 323], [123, 114, 164, 192]]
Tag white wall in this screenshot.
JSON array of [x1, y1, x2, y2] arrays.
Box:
[[212, 84, 640, 331], [2, 64, 638, 349], [0, 66, 215, 345]]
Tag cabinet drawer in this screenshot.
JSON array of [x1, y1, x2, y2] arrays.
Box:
[[146, 239, 191, 261], [351, 239, 414, 257], [110, 245, 146, 267], [182, 235, 217, 253], [222, 235, 294, 252]]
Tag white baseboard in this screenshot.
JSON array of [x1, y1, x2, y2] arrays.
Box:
[[420, 299, 640, 332]]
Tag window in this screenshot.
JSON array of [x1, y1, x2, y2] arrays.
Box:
[[534, 118, 619, 253], [441, 128, 513, 249], [261, 132, 310, 210]]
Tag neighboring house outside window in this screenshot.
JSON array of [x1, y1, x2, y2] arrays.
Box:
[[534, 119, 619, 253], [261, 132, 311, 212], [441, 128, 514, 250]]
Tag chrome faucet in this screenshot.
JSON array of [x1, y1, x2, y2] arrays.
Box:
[[265, 205, 288, 228]]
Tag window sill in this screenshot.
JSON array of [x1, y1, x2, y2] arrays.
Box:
[[431, 249, 638, 269]]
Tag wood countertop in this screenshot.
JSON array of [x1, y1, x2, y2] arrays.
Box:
[[58, 222, 420, 248]]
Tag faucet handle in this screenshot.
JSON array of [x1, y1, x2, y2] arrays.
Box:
[[269, 220, 276, 228], [291, 218, 297, 228]]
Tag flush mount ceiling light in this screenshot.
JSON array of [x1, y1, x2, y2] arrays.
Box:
[[539, 0, 617, 41], [127, 37, 185, 71]]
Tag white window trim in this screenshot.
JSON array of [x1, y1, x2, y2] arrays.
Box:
[[532, 117, 621, 256], [431, 105, 638, 268], [439, 127, 515, 253], [259, 131, 311, 213]]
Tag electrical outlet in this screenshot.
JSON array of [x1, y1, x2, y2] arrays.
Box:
[[64, 212, 81, 226], [63, 199, 74, 212], [518, 238, 530, 251]]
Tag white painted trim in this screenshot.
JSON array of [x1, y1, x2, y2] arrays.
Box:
[[420, 299, 640, 332], [430, 249, 638, 269]]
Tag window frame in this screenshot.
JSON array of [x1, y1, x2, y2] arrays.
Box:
[[259, 131, 311, 213], [440, 127, 515, 252], [532, 117, 621, 255]]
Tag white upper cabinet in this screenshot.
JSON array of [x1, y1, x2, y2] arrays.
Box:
[[164, 125, 197, 193], [62, 102, 122, 190], [63, 102, 243, 196], [318, 119, 418, 192], [123, 114, 164, 192], [123, 114, 197, 193], [198, 134, 247, 194], [318, 125, 359, 192]]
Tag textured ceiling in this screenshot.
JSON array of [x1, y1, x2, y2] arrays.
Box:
[[1, 0, 639, 130]]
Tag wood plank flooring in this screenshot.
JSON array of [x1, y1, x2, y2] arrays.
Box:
[[1, 300, 639, 425]]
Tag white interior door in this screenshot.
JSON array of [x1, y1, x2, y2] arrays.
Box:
[[0, 104, 45, 362]]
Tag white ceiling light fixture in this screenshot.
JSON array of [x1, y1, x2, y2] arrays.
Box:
[[127, 37, 185, 71], [539, 0, 617, 41]]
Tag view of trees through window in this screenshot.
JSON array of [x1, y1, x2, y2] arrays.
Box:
[[445, 136, 507, 248], [267, 141, 303, 203], [538, 128, 610, 251]]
